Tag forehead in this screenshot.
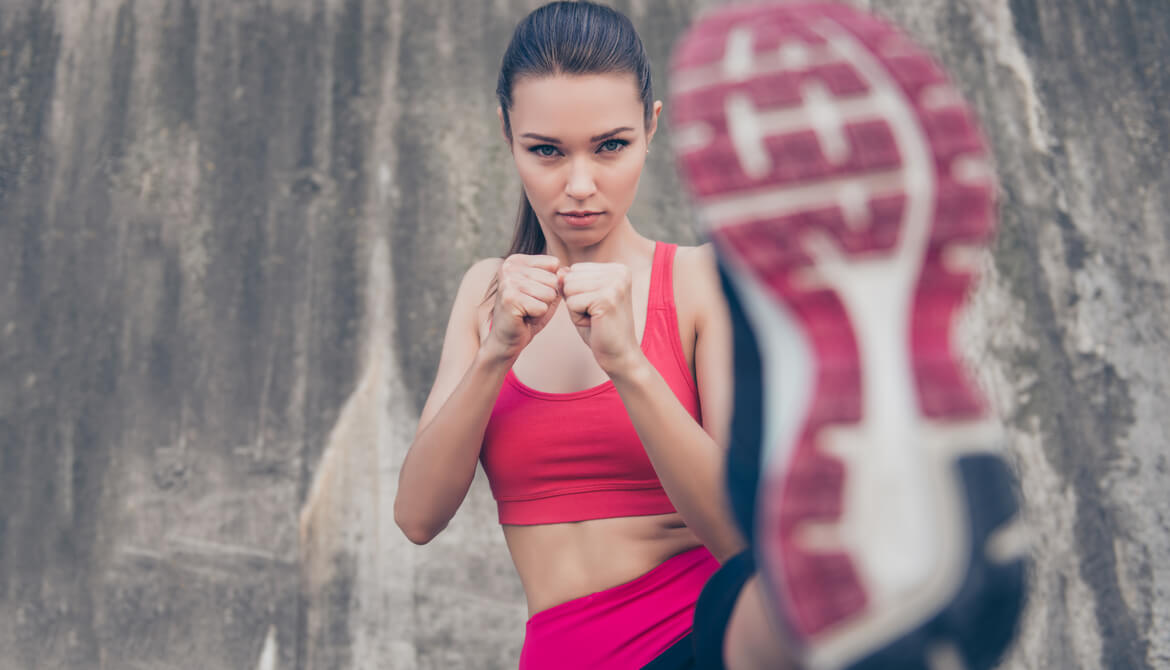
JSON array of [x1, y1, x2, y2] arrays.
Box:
[[509, 73, 644, 137]]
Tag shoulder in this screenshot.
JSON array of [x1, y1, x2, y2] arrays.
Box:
[[672, 243, 720, 295], [455, 257, 504, 303], [463, 257, 503, 286], [672, 243, 725, 326], [450, 257, 503, 328], [674, 243, 717, 270]]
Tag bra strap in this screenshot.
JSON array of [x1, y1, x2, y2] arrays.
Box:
[[648, 241, 677, 312]]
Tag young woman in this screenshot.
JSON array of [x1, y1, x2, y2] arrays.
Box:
[[394, 2, 749, 668]]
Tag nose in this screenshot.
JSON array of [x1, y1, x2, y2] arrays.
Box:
[[564, 158, 597, 201]]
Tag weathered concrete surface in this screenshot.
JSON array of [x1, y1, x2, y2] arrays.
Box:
[[0, 1, 1166, 669], [873, 2, 1170, 669]]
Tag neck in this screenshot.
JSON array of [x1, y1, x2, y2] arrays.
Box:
[[543, 216, 655, 267]]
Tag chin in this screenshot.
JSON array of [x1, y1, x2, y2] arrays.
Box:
[[552, 225, 608, 247]]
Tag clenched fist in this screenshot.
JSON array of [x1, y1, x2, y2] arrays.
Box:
[[482, 254, 563, 362], [559, 262, 642, 375]]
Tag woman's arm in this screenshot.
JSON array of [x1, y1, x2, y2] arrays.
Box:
[[394, 254, 562, 544], [610, 245, 744, 559], [394, 258, 505, 544], [561, 245, 746, 560]]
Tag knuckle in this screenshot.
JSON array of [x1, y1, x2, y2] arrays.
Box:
[[504, 254, 531, 271]]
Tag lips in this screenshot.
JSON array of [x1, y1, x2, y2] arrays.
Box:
[[559, 210, 603, 227]]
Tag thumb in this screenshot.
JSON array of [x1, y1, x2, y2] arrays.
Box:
[[568, 309, 591, 329], [556, 267, 569, 297]]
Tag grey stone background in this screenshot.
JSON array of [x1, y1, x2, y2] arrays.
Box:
[[0, 0, 1166, 668]]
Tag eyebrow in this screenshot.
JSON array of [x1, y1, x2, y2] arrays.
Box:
[[519, 127, 636, 144]]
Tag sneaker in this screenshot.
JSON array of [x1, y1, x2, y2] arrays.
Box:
[[669, 4, 1027, 669]]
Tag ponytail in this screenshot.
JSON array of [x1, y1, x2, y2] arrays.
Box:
[[507, 192, 546, 257], [484, 191, 547, 304]]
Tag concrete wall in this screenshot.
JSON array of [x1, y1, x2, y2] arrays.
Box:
[[0, 0, 1165, 668]]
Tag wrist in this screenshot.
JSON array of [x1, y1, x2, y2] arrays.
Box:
[[476, 339, 519, 371], [604, 350, 654, 387]]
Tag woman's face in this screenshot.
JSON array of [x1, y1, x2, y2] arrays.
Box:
[[505, 73, 660, 246]]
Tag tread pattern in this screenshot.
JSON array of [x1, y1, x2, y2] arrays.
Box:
[[671, 4, 1026, 669]]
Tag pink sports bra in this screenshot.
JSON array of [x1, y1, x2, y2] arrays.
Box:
[[480, 242, 702, 525]]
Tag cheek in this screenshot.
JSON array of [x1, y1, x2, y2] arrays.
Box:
[[603, 156, 646, 200], [515, 159, 557, 203]]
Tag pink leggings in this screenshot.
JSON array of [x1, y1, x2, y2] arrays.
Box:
[[518, 546, 719, 670]]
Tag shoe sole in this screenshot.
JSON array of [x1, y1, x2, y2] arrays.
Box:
[[670, 4, 1027, 669]]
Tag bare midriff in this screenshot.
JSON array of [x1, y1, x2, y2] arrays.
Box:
[[503, 512, 704, 617]]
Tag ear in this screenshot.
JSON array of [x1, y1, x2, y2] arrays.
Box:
[[645, 100, 664, 147], [497, 106, 513, 152]]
